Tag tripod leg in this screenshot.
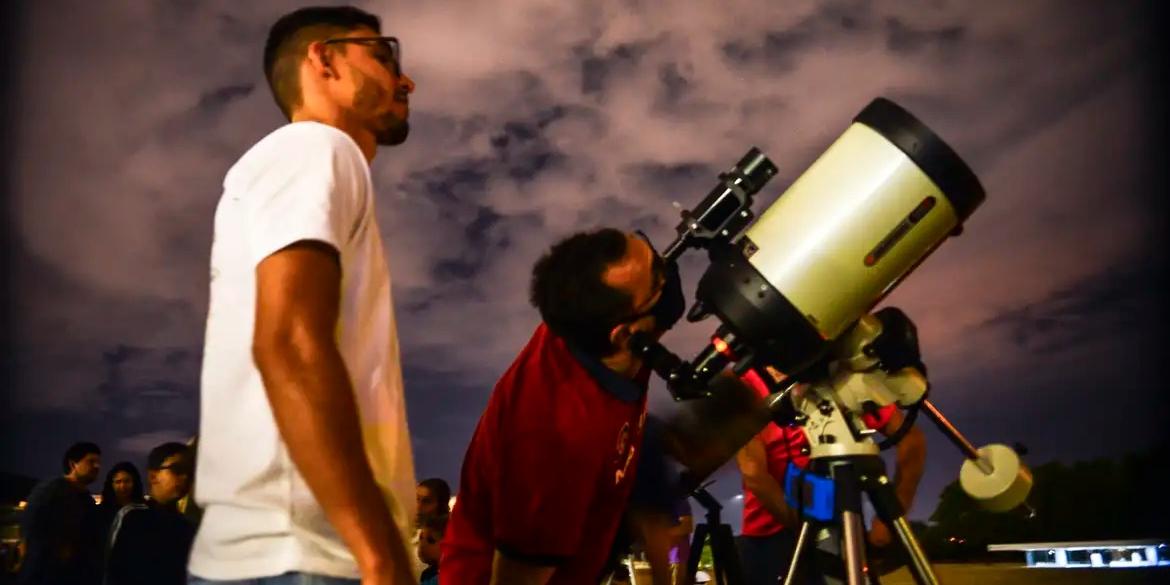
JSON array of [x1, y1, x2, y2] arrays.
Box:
[[710, 529, 722, 584], [685, 524, 709, 585], [840, 510, 867, 585], [890, 517, 939, 585], [864, 468, 940, 585], [782, 521, 812, 585], [713, 523, 745, 585], [832, 462, 868, 585]]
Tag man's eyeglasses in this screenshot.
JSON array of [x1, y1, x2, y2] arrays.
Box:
[[322, 36, 402, 73]]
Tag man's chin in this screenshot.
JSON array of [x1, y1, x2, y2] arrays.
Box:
[[376, 119, 410, 146]]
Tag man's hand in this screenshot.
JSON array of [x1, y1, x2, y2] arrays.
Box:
[[867, 518, 892, 548], [361, 561, 417, 585]]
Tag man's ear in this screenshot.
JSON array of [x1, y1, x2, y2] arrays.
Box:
[[306, 41, 338, 79], [609, 323, 632, 351]]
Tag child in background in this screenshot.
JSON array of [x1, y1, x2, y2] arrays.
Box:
[[418, 513, 447, 585]]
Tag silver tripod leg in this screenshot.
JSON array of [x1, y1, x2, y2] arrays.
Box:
[[891, 517, 941, 585], [782, 521, 813, 585], [841, 510, 868, 585]]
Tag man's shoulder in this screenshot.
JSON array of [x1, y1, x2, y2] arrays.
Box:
[[27, 476, 69, 501], [227, 122, 366, 184], [114, 503, 153, 525], [262, 121, 360, 153], [491, 338, 596, 421], [29, 476, 61, 492], [111, 503, 193, 542], [108, 503, 152, 547]]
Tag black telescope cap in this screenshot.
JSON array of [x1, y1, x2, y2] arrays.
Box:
[[854, 98, 985, 222]]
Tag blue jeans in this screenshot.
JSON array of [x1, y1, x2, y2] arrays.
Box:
[[189, 574, 360, 585]]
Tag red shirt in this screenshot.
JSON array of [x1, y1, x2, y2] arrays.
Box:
[[441, 324, 648, 584], [739, 370, 895, 537]]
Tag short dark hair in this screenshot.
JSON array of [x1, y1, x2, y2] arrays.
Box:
[[62, 442, 101, 474], [147, 442, 193, 476], [418, 477, 451, 510], [263, 6, 382, 119], [529, 228, 635, 357]]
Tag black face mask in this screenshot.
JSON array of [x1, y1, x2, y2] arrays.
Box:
[[649, 261, 686, 332], [622, 231, 687, 334], [622, 244, 683, 334]]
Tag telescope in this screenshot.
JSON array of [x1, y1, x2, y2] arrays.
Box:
[[633, 98, 1032, 585]]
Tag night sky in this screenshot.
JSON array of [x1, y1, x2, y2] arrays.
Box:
[[2, 0, 1168, 532]]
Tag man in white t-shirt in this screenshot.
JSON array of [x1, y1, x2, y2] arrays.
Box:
[[190, 6, 418, 585]]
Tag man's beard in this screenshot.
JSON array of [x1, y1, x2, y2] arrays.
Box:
[[352, 68, 410, 145], [374, 113, 410, 146]]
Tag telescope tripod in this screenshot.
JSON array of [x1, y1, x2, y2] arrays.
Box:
[[684, 487, 745, 585], [781, 454, 937, 585]]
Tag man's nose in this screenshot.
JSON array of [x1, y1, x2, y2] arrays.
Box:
[[401, 73, 416, 93]]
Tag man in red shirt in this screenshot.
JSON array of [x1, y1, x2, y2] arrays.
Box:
[[735, 370, 927, 585], [441, 228, 687, 585]]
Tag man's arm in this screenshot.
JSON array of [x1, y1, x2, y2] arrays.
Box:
[[22, 482, 69, 561], [869, 408, 926, 546], [253, 241, 412, 583], [735, 435, 798, 527], [884, 409, 926, 513], [490, 550, 556, 585]]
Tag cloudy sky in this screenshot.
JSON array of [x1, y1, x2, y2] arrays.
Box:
[[2, 0, 1168, 529]]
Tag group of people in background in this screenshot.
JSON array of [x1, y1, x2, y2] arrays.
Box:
[[16, 444, 452, 585], [17, 440, 198, 585]]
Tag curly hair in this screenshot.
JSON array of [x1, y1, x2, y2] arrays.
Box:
[[529, 228, 635, 357]]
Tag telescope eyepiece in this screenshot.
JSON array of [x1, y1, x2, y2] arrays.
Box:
[[733, 148, 778, 194]]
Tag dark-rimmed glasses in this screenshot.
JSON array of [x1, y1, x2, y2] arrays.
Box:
[[322, 36, 402, 74]]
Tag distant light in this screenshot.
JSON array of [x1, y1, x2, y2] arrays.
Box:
[[732, 494, 744, 501], [16, 501, 27, 509]]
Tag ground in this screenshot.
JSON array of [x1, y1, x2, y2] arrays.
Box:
[[881, 563, 1169, 584]]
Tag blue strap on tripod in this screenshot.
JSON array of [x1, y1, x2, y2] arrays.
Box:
[[784, 461, 836, 521]]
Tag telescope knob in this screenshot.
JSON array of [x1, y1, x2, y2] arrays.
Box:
[[959, 443, 1033, 513], [686, 300, 711, 323]]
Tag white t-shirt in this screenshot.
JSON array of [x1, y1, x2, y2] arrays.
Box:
[[190, 122, 417, 579]]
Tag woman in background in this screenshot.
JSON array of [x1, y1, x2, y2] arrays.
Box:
[[95, 462, 146, 534]]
